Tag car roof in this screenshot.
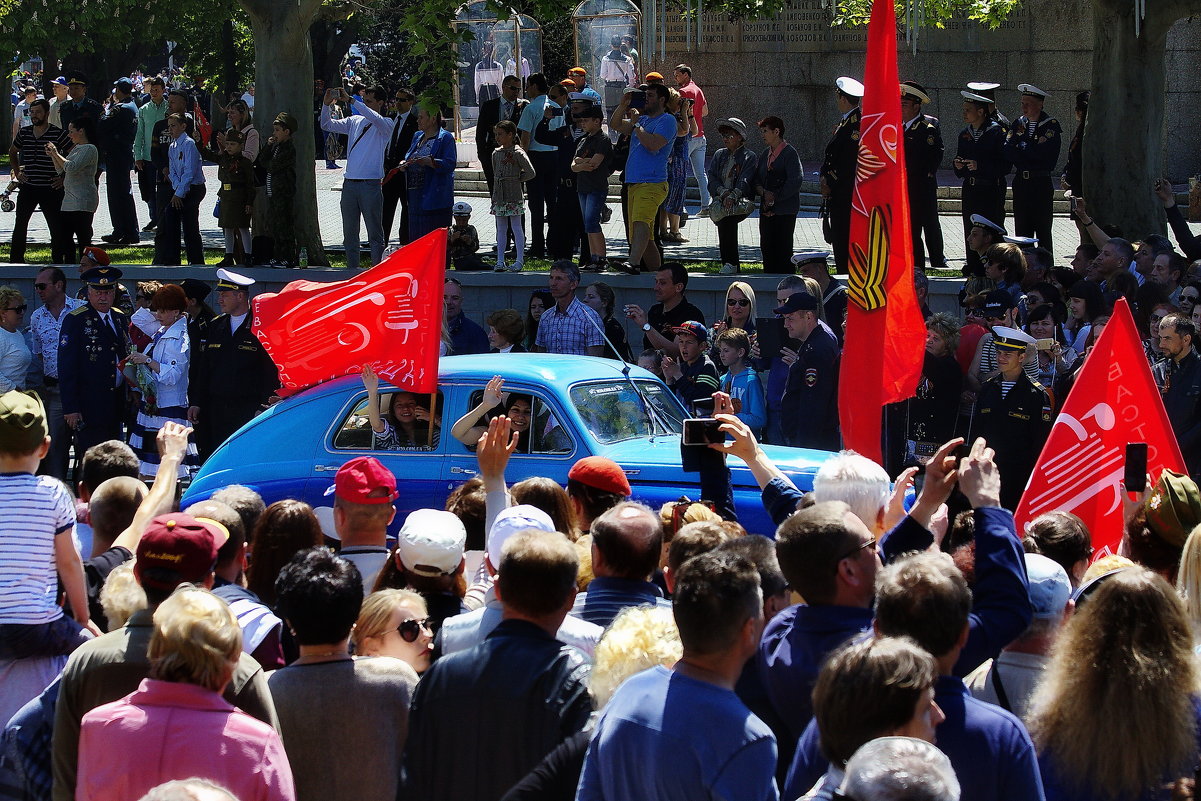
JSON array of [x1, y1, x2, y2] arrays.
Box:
[[292, 354, 657, 399]]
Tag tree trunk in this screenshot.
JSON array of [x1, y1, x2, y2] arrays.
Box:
[[1084, 0, 1191, 238], [214, 19, 238, 132], [240, 0, 329, 265]]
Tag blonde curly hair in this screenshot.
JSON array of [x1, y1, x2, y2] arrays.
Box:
[[589, 606, 682, 708]]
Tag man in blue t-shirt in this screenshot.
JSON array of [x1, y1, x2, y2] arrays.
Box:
[[608, 83, 677, 276], [576, 550, 779, 801]]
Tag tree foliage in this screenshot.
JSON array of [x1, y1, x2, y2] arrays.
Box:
[[829, 0, 1024, 27]]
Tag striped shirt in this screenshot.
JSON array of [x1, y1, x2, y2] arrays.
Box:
[[568, 576, 672, 628], [14, 124, 71, 188], [0, 473, 76, 624]]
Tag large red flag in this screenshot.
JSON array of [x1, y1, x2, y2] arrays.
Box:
[[1014, 298, 1185, 558], [252, 229, 447, 397], [837, 0, 926, 463]]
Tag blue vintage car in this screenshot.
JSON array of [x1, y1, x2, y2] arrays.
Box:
[[183, 354, 835, 535]]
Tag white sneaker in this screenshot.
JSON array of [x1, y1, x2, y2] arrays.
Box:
[[508, 261, 524, 272], [719, 263, 740, 275]]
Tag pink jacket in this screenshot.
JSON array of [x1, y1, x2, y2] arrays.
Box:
[[77, 678, 294, 801]]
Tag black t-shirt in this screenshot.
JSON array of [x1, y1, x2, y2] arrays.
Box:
[[574, 131, 613, 195], [645, 297, 706, 350], [85, 545, 133, 633]]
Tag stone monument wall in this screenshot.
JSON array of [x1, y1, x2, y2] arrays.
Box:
[[642, 0, 1201, 179]]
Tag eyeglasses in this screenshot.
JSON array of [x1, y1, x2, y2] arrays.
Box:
[[727, 298, 751, 307], [5, 305, 26, 314], [984, 315, 1006, 322], [395, 617, 430, 643], [836, 537, 876, 564], [34, 283, 49, 290]]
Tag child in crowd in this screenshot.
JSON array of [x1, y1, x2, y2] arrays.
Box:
[[637, 348, 664, 380], [490, 120, 535, 273], [715, 328, 765, 437], [571, 105, 613, 270], [448, 201, 485, 271], [217, 129, 255, 267], [256, 112, 297, 267], [0, 391, 91, 662]]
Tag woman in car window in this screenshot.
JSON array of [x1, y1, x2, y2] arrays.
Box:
[[362, 364, 439, 449], [450, 375, 568, 453]]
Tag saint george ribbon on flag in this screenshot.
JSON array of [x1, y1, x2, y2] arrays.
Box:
[[1014, 298, 1185, 558], [837, 0, 926, 464], [252, 229, 447, 397]]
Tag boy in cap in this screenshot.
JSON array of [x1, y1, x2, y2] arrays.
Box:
[[448, 201, 485, 271], [215, 128, 255, 267], [572, 104, 613, 269], [974, 325, 1052, 510], [0, 391, 91, 667], [254, 112, 298, 266], [662, 321, 720, 414]]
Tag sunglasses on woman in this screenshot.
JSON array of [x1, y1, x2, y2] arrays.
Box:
[[396, 618, 430, 643], [726, 298, 750, 307]]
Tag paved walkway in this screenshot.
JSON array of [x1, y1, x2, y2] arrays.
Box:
[[1, 162, 1196, 268]]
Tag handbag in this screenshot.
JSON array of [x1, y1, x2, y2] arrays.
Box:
[[707, 194, 755, 223]]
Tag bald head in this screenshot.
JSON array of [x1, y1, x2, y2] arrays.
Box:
[[88, 476, 148, 555], [184, 500, 245, 567], [590, 501, 663, 580]]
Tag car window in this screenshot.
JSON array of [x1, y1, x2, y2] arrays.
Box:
[[463, 389, 574, 455], [570, 380, 686, 444], [332, 391, 443, 451]]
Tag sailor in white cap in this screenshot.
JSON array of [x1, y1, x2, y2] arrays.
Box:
[[956, 89, 1010, 279], [900, 80, 946, 269], [1005, 83, 1062, 258], [189, 267, 280, 461], [966, 81, 1010, 131], [822, 77, 863, 273], [1004, 235, 1039, 247], [974, 324, 1053, 510]]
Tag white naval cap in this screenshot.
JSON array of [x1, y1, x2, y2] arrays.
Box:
[[1018, 83, 1049, 99], [215, 268, 254, 291], [970, 214, 1007, 236], [835, 76, 864, 98]]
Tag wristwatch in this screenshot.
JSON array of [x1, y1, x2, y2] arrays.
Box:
[[642, 322, 652, 332]]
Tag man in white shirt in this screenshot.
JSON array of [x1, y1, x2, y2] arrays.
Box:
[[11, 86, 37, 140], [240, 84, 255, 109], [30, 266, 83, 478], [321, 86, 395, 270]]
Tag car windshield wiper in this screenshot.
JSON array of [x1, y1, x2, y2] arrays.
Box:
[[584, 313, 673, 439]]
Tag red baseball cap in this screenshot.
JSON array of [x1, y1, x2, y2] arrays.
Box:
[[568, 456, 631, 497], [135, 513, 230, 590], [331, 456, 398, 504]]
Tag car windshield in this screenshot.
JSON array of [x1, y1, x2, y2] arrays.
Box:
[[570, 380, 686, 443]]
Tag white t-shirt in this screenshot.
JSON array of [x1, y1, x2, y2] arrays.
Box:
[[14, 100, 33, 129], [0, 474, 77, 624], [0, 326, 32, 392], [241, 91, 255, 109]]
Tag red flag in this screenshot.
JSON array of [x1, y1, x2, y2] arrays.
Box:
[[837, 0, 926, 463], [1014, 299, 1185, 558], [252, 229, 447, 397]]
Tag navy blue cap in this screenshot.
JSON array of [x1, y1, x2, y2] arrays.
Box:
[[113, 77, 134, 93], [774, 292, 819, 315], [81, 266, 122, 288]]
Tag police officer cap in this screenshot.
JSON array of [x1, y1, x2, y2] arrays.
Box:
[[82, 266, 123, 288], [1004, 235, 1039, 247], [179, 278, 212, 302], [960, 90, 992, 104], [969, 214, 1007, 237], [1017, 84, 1049, 99], [113, 77, 134, 93], [900, 81, 931, 104], [835, 77, 864, 98], [966, 81, 1000, 98], [791, 251, 831, 267], [774, 292, 819, 315], [991, 325, 1036, 352], [66, 72, 88, 87], [215, 268, 254, 292]]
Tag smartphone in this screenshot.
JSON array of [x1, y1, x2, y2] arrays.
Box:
[[1125, 443, 1148, 493], [548, 106, 563, 117], [1069, 195, 1078, 213], [682, 418, 724, 446], [1035, 338, 1055, 351]]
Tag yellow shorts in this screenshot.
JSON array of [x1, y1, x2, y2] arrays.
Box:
[[628, 182, 669, 228]]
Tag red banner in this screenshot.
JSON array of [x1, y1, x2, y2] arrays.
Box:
[[1014, 299, 1185, 557], [837, 0, 926, 464], [252, 229, 447, 397]]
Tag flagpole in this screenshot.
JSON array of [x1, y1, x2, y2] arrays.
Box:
[[428, 386, 439, 449]]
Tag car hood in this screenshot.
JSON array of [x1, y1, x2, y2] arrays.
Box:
[[597, 436, 829, 491]]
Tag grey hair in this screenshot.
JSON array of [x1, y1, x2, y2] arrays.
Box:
[[136, 778, 239, 801], [813, 451, 891, 535], [840, 737, 960, 801]]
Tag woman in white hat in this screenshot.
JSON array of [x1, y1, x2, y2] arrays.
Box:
[[705, 117, 757, 276]]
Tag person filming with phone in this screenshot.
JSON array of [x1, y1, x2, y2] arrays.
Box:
[[609, 82, 676, 275], [1154, 314, 1201, 478]]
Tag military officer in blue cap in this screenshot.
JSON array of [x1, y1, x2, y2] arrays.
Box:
[[775, 289, 841, 450], [58, 264, 131, 463], [187, 268, 279, 461], [973, 325, 1053, 510]]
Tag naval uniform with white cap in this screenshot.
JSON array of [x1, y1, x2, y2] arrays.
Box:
[[821, 77, 863, 273], [900, 81, 945, 269], [973, 326, 1053, 511], [58, 266, 131, 461], [187, 269, 280, 461], [1004, 84, 1062, 258], [956, 89, 1010, 276]]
